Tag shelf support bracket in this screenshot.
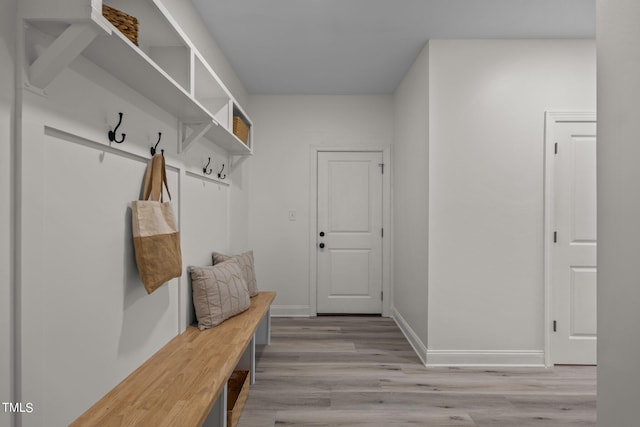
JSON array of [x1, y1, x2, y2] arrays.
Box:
[[179, 121, 213, 152], [29, 23, 100, 89], [230, 154, 249, 172]]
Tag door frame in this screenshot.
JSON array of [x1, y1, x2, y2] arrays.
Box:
[[309, 146, 392, 317], [543, 111, 597, 367]]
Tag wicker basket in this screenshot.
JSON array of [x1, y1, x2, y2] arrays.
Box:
[[103, 4, 139, 46], [233, 117, 250, 145]]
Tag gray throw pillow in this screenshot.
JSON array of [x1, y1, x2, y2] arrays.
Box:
[[212, 251, 258, 297], [189, 259, 250, 330]]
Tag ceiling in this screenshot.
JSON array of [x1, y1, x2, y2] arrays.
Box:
[[191, 0, 595, 95]]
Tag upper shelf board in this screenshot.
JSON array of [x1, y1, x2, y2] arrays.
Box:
[[24, 0, 253, 155]]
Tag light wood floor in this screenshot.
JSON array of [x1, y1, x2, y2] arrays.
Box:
[[238, 316, 596, 427]]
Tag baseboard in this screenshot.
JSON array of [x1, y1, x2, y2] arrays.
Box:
[[391, 307, 428, 365], [425, 350, 545, 367], [270, 305, 313, 317]]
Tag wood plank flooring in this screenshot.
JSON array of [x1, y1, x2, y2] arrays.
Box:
[[238, 317, 596, 427]]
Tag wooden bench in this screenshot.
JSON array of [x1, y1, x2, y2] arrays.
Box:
[[71, 291, 276, 427]]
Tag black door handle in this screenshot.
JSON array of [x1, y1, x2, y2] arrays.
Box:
[[319, 231, 325, 237], [319, 243, 325, 249]]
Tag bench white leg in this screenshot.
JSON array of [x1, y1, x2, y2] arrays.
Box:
[[237, 336, 256, 385], [250, 336, 256, 385], [267, 308, 271, 345], [235, 309, 271, 388], [202, 384, 227, 427], [255, 308, 271, 345]]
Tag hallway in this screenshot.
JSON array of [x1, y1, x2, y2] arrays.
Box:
[[239, 317, 596, 426]]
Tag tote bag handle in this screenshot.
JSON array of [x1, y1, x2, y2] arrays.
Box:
[[142, 154, 172, 202]]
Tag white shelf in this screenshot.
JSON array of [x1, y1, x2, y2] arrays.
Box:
[[22, 0, 254, 157], [85, 18, 213, 124], [205, 122, 252, 155]]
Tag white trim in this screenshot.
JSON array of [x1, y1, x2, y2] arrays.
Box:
[[308, 149, 318, 316], [308, 146, 392, 317], [391, 306, 427, 365], [270, 305, 313, 317], [426, 350, 545, 367], [381, 146, 392, 316], [185, 170, 230, 186], [43, 126, 182, 171], [543, 111, 597, 367]]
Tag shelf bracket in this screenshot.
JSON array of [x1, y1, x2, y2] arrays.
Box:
[[179, 121, 213, 152], [29, 23, 100, 89], [230, 154, 249, 172]]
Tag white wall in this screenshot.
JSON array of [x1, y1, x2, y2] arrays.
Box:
[[247, 95, 394, 316], [14, 2, 245, 425], [229, 158, 250, 253], [597, 1, 640, 424], [0, 0, 15, 425], [392, 43, 430, 361], [426, 40, 596, 365]]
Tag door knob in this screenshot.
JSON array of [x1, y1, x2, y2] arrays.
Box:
[[319, 243, 325, 249], [319, 231, 325, 237]]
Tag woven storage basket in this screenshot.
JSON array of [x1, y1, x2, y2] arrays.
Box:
[[233, 117, 250, 145], [227, 370, 250, 427], [103, 4, 139, 46]]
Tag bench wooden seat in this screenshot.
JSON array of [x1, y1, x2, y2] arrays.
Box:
[[71, 291, 276, 427]]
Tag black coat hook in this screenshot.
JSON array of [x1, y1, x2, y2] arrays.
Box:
[[150, 132, 162, 156], [108, 112, 126, 143], [203, 157, 213, 175], [218, 163, 226, 180]]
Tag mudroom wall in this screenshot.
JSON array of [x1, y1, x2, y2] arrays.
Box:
[[247, 95, 394, 317], [14, 1, 250, 426], [426, 40, 596, 365], [1, 0, 17, 426]]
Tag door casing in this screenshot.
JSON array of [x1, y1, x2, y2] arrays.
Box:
[[309, 146, 392, 317], [544, 111, 597, 367]]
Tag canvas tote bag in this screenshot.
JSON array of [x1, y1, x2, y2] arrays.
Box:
[[132, 154, 182, 294]]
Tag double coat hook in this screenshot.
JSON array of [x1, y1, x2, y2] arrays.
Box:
[[150, 132, 163, 156], [108, 112, 126, 143], [203, 157, 213, 175], [218, 163, 226, 180]]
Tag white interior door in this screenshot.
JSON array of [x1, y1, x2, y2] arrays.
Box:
[[551, 119, 597, 364], [317, 151, 383, 314]]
